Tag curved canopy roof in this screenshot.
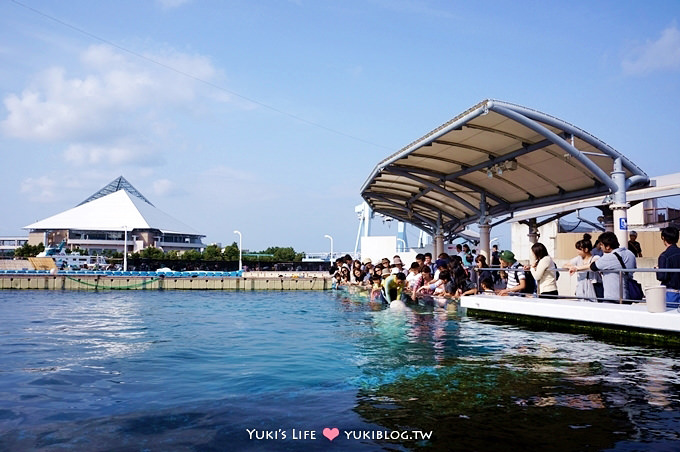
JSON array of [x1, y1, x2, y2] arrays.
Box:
[[361, 99, 649, 237]]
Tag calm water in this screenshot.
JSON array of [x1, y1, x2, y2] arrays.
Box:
[[1, 290, 680, 451]]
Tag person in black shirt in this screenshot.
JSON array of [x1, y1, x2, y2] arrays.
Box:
[[628, 231, 643, 257], [657, 226, 680, 306]]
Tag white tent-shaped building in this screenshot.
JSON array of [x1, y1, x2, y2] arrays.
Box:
[[24, 177, 205, 254]]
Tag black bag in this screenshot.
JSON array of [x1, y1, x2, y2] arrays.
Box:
[[523, 270, 536, 294], [613, 252, 643, 301], [510, 264, 535, 294]]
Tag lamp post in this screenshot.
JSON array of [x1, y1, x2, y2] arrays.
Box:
[[122, 225, 128, 272], [324, 234, 334, 262], [233, 230, 242, 272]]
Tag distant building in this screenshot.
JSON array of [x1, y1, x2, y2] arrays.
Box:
[[23, 176, 205, 254], [0, 237, 28, 256]]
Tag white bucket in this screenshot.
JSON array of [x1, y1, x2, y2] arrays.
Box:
[[646, 286, 667, 313]]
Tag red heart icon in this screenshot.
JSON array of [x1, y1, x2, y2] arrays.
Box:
[[322, 427, 339, 441]]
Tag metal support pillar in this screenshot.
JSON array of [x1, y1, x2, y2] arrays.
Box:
[[610, 157, 629, 247], [434, 231, 444, 259], [434, 213, 444, 258], [396, 222, 408, 252], [527, 218, 540, 244], [479, 224, 491, 260], [478, 192, 491, 260]]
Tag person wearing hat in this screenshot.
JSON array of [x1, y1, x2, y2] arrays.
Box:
[[497, 250, 526, 296], [628, 231, 642, 257]]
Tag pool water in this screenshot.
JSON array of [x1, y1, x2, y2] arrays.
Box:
[[1, 290, 680, 451]]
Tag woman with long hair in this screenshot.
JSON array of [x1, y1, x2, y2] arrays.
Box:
[[525, 242, 558, 298], [565, 233, 603, 299], [474, 254, 493, 292], [452, 265, 477, 297]]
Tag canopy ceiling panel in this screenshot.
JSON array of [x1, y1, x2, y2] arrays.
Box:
[[361, 99, 648, 236]]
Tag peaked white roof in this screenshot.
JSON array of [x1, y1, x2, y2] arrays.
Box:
[[78, 175, 154, 207], [24, 189, 203, 236]]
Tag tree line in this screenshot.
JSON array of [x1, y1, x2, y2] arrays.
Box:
[[11, 242, 306, 262]]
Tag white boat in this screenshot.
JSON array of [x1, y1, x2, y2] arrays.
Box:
[[37, 240, 110, 270]]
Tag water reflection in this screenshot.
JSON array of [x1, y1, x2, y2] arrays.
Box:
[[19, 292, 150, 364], [3, 290, 680, 450], [348, 301, 680, 450]]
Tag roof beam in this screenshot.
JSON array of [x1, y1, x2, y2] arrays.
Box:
[[364, 189, 465, 227], [386, 164, 508, 206], [492, 101, 648, 187], [362, 193, 438, 231], [464, 123, 532, 143], [489, 103, 619, 193], [382, 167, 482, 216]]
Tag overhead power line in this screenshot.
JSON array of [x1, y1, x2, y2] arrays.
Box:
[[10, 0, 391, 150]]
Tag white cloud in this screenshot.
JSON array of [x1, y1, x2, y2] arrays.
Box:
[[622, 25, 680, 75], [1, 44, 226, 169], [20, 176, 59, 203], [63, 142, 163, 167], [152, 178, 182, 197]]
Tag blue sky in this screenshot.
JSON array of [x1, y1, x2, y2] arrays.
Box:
[[1, 0, 679, 254]]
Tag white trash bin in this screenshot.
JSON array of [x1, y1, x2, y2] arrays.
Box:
[[646, 286, 667, 313]]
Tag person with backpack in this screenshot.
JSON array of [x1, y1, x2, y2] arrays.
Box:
[[524, 242, 558, 298], [590, 231, 638, 302], [497, 250, 534, 296]]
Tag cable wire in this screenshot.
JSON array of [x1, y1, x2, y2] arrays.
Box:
[[10, 0, 391, 150]]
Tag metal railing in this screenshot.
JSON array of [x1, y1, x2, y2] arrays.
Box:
[[477, 266, 680, 305]]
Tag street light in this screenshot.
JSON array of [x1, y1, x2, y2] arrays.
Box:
[[233, 230, 242, 272], [324, 234, 334, 262], [122, 225, 128, 271]]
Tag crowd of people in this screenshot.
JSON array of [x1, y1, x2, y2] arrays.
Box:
[[330, 250, 488, 305], [330, 225, 680, 306]]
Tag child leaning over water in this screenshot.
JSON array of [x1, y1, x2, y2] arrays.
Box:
[[369, 274, 383, 302], [480, 277, 495, 294]]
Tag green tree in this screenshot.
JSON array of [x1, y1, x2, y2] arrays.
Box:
[[182, 249, 202, 260], [222, 242, 240, 261], [140, 247, 165, 259], [203, 244, 223, 261], [166, 250, 180, 260], [14, 242, 45, 257], [262, 247, 304, 262]]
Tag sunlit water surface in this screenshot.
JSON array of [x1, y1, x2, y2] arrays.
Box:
[[1, 290, 680, 451]]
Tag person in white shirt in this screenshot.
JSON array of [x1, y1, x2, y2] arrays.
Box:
[[524, 242, 558, 298], [565, 233, 602, 300], [590, 231, 637, 302]]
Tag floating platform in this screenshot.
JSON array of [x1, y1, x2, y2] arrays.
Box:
[[460, 295, 680, 347]]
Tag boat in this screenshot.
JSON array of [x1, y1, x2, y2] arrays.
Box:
[[36, 240, 110, 270]]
